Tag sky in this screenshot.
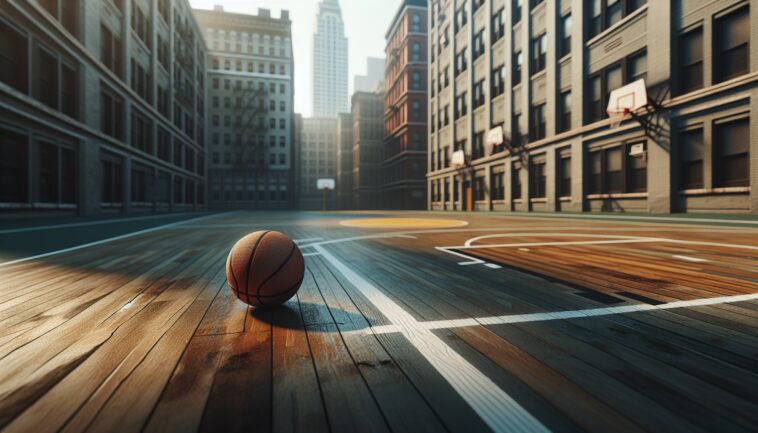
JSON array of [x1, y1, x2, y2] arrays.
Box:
[[189, 0, 401, 117]]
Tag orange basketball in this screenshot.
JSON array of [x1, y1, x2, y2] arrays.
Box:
[[225, 231, 304, 307]]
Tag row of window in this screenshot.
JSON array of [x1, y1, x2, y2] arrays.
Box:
[[211, 152, 288, 166], [102, 156, 202, 205], [211, 57, 288, 76], [211, 78, 287, 94]]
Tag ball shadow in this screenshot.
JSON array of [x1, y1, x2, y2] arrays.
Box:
[[250, 301, 370, 333]]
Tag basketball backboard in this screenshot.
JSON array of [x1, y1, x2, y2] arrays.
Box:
[[486, 126, 504, 148], [451, 150, 466, 168], [607, 79, 648, 128], [317, 178, 335, 190]]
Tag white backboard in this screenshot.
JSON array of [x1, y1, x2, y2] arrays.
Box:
[[486, 126, 504, 147], [317, 178, 335, 190], [451, 150, 466, 168], [607, 79, 648, 116]]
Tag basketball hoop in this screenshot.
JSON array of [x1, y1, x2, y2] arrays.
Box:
[[608, 108, 630, 129]]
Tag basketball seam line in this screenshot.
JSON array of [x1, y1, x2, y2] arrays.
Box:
[[257, 274, 304, 307], [243, 230, 271, 305], [231, 285, 301, 298], [255, 243, 297, 306], [227, 250, 239, 291]]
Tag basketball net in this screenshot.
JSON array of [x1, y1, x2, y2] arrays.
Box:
[[608, 108, 630, 129]]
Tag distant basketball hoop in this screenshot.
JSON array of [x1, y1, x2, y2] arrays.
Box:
[[451, 150, 466, 168], [607, 79, 648, 129]]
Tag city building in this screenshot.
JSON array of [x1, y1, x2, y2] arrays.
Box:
[[428, 0, 758, 214], [354, 57, 386, 93], [195, 6, 295, 210], [312, 0, 348, 117], [0, 0, 207, 215], [336, 112, 353, 209], [298, 117, 338, 210], [351, 91, 385, 209], [383, 0, 428, 210]]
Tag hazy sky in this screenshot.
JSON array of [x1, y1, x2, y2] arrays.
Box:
[[189, 0, 400, 117]]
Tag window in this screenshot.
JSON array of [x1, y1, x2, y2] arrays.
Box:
[[492, 65, 505, 97], [455, 92, 468, 118], [513, 0, 522, 24], [559, 91, 572, 133], [559, 155, 571, 197], [589, 0, 646, 38], [605, 147, 623, 193], [626, 144, 647, 193], [491, 171, 505, 200], [101, 87, 124, 140], [513, 51, 522, 85], [530, 103, 546, 141], [492, 8, 505, 43], [529, 159, 546, 198], [512, 163, 522, 199], [0, 20, 28, 93], [679, 27, 703, 94], [412, 43, 421, 61], [131, 111, 151, 153], [473, 80, 485, 108], [627, 50, 647, 83], [532, 34, 546, 73], [102, 155, 123, 203], [0, 128, 28, 203], [473, 132, 485, 159], [714, 6, 749, 83], [101, 24, 121, 76], [40, 0, 78, 37], [586, 51, 645, 124], [38, 142, 76, 204], [588, 144, 646, 194], [456, 1, 468, 32], [412, 13, 422, 32], [474, 175, 486, 201], [473, 30, 485, 59], [588, 151, 602, 194], [714, 118, 749, 187], [560, 15, 572, 57], [679, 128, 704, 190], [455, 48, 468, 76], [37, 47, 58, 109]]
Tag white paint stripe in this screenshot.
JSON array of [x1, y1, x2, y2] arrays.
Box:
[[315, 245, 549, 433], [0, 212, 237, 268], [0, 213, 197, 235], [513, 212, 758, 226], [435, 247, 485, 266], [368, 292, 758, 334], [294, 238, 324, 244], [672, 255, 708, 263], [302, 252, 323, 257], [464, 232, 659, 247], [485, 263, 502, 269], [395, 234, 418, 239], [458, 239, 657, 250]]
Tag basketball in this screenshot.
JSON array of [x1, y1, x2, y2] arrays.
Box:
[[226, 231, 304, 307]]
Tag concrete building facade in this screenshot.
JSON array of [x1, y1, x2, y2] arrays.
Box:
[[383, 0, 429, 210], [195, 6, 295, 210], [351, 91, 385, 209], [428, 0, 758, 214], [298, 117, 337, 210], [0, 0, 207, 216], [312, 0, 348, 117], [336, 112, 353, 209]]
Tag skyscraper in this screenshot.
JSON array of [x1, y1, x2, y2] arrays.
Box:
[[312, 0, 348, 117]]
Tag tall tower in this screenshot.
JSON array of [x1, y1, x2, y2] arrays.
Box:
[[312, 0, 348, 117]]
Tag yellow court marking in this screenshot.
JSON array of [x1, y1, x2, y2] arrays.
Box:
[[340, 218, 468, 229]]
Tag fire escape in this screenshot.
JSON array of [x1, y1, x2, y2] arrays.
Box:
[[231, 83, 269, 174]]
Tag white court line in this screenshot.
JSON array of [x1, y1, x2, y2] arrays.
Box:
[[507, 212, 758, 226], [0, 213, 197, 235], [485, 263, 502, 269], [315, 245, 549, 433], [0, 212, 237, 268], [394, 234, 418, 239], [463, 232, 660, 248], [435, 247, 485, 266], [460, 239, 657, 250], [302, 252, 323, 257], [368, 292, 758, 334], [673, 255, 708, 263], [294, 238, 324, 244]]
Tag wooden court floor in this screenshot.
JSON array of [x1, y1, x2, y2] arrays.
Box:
[[0, 211, 757, 433]]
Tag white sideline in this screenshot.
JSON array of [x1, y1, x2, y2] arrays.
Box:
[[315, 244, 549, 433], [0, 213, 196, 235], [0, 212, 237, 268], [368, 292, 758, 334]]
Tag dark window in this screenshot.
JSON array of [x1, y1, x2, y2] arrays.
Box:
[[101, 87, 124, 139], [473, 131, 485, 159], [588, 75, 602, 122], [474, 176, 486, 201], [101, 24, 122, 76], [131, 111, 151, 153], [131, 165, 150, 203], [456, 1, 468, 32], [559, 91, 572, 133], [102, 156, 123, 203], [61, 62, 77, 118], [679, 27, 703, 94], [715, 6, 749, 83], [513, 51, 522, 85], [38, 142, 58, 203], [473, 30, 485, 59], [492, 8, 505, 43], [491, 171, 505, 200], [529, 159, 546, 198], [627, 50, 647, 83], [492, 65, 505, 97], [512, 164, 522, 199], [61, 147, 77, 204], [532, 34, 546, 73], [714, 118, 749, 187], [560, 14, 572, 57], [0, 20, 28, 93], [513, 0, 522, 23], [37, 47, 58, 109], [606, 147, 623, 193], [0, 129, 28, 203], [559, 155, 571, 197], [626, 144, 647, 193], [679, 128, 704, 190], [531, 103, 546, 141], [474, 80, 485, 108], [589, 0, 646, 38]]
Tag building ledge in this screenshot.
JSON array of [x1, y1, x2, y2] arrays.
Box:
[[678, 187, 750, 196], [587, 193, 648, 200]]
